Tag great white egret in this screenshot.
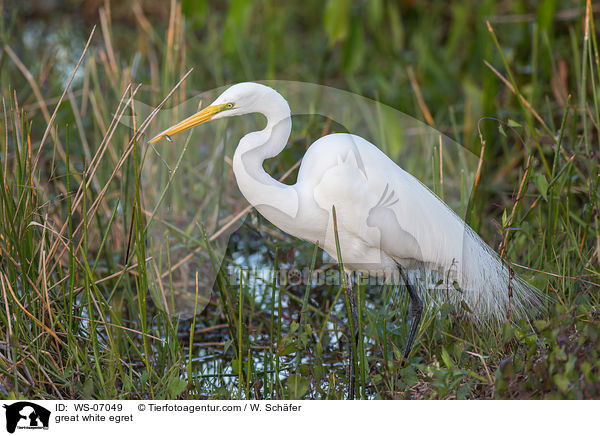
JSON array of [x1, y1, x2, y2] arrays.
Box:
[[150, 82, 543, 399]]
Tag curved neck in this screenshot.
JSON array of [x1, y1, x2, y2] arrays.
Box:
[[232, 95, 299, 218]]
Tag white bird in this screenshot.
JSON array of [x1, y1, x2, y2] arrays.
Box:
[[150, 82, 543, 398]]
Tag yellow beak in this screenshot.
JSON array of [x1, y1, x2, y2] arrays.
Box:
[[148, 103, 227, 144]]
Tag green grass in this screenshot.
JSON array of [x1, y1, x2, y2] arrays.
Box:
[[0, 1, 598, 399]]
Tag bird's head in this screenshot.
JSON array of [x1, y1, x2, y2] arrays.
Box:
[[149, 82, 279, 144]]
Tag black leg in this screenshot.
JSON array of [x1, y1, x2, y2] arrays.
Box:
[[345, 271, 358, 400], [397, 264, 423, 361]]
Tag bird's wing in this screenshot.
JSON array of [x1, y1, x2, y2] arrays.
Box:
[[304, 133, 466, 273]]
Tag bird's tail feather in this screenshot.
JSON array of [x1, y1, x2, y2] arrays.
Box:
[[460, 227, 545, 324], [406, 226, 546, 325]]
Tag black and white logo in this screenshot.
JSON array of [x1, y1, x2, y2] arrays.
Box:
[[3, 402, 50, 433]]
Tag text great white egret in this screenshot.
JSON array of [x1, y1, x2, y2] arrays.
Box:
[[150, 82, 543, 399]]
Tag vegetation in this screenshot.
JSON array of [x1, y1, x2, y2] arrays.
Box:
[[0, 0, 598, 399]]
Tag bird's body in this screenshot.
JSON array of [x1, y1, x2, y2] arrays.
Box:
[[250, 131, 425, 273], [240, 125, 538, 322], [150, 82, 543, 397]]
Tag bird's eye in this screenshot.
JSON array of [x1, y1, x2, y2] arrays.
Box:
[[226, 103, 234, 109]]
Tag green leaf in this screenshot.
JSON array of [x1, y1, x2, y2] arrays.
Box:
[[514, 327, 527, 340], [501, 322, 515, 343], [564, 354, 576, 376], [536, 0, 558, 34], [278, 343, 298, 356], [298, 364, 310, 377], [467, 371, 489, 383], [553, 373, 570, 392], [289, 321, 299, 334], [457, 382, 471, 399], [533, 173, 548, 200], [507, 119, 521, 128], [581, 361, 592, 381], [366, 0, 383, 30], [498, 124, 506, 137], [181, 0, 207, 27], [342, 17, 365, 74], [299, 332, 309, 346], [399, 366, 418, 385], [223, 339, 233, 353], [499, 358, 515, 379], [324, 0, 351, 46], [168, 376, 188, 398], [554, 346, 567, 361], [286, 374, 309, 399], [441, 347, 453, 369], [312, 364, 323, 381], [315, 340, 323, 357]]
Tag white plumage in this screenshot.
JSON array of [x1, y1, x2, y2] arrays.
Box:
[[150, 81, 543, 352]]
